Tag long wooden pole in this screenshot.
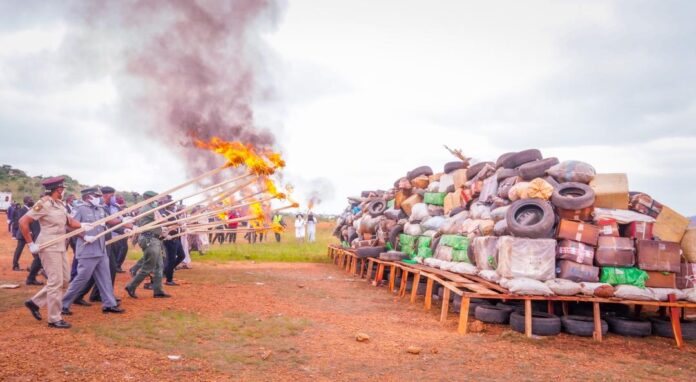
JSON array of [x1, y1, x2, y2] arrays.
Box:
[[39, 164, 233, 249]]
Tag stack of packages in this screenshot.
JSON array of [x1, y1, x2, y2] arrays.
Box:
[[332, 149, 696, 303]]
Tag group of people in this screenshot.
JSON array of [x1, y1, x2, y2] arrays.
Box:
[[12, 177, 192, 329], [294, 213, 318, 242], [208, 210, 287, 246]]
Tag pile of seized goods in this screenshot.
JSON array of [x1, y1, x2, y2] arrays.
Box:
[[333, 149, 696, 306]]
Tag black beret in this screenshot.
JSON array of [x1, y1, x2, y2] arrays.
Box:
[[80, 187, 102, 196], [100, 186, 116, 194]]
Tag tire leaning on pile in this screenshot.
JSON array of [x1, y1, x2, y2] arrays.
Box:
[[506, 199, 556, 239], [551, 182, 596, 210]]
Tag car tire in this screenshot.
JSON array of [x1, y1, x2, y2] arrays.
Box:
[[561, 315, 608, 337], [367, 199, 387, 217], [475, 304, 515, 324], [509, 311, 561, 336], [496, 168, 520, 181], [551, 182, 596, 210], [444, 161, 466, 174], [499, 149, 543, 169], [496, 152, 516, 168], [388, 225, 403, 250], [355, 246, 386, 259], [518, 157, 560, 181], [407, 166, 433, 181], [506, 199, 556, 239], [467, 161, 495, 180], [649, 317, 696, 340], [606, 316, 652, 337]]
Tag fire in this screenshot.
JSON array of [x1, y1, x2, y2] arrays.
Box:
[[195, 136, 284, 176]]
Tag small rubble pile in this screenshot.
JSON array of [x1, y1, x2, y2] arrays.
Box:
[[333, 149, 696, 302]]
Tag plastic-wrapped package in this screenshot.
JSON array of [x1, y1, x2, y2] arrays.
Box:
[[556, 260, 600, 282], [470, 203, 492, 220], [494, 220, 509, 236], [614, 285, 656, 301], [686, 289, 696, 303], [424, 192, 446, 206], [579, 282, 615, 298], [491, 197, 510, 208], [434, 245, 453, 261], [478, 220, 495, 236], [421, 230, 438, 238], [600, 267, 648, 288], [440, 261, 456, 271], [507, 278, 554, 296], [498, 176, 520, 199], [593, 208, 655, 224], [546, 160, 597, 183], [438, 174, 455, 193], [427, 181, 440, 193], [439, 211, 469, 234], [498, 277, 512, 289], [491, 206, 510, 222], [496, 236, 557, 281], [404, 222, 423, 236], [650, 288, 686, 301], [409, 203, 430, 222], [439, 234, 470, 262], [545, 279, 581, 296], [422, 216, 446, 231], [508, 182, 531, 201], [424, 257, 442, 268], [478, 270, 501, 282], [416, 236, 433, 258], [472, 236, 498, 270], [479, 175, 499, 204], [427, 205, 445, 216], [398, 234, 418, 257], [525, 178, 554, 200], [384, 208, 402, 221], [450, 262, 478, 275]]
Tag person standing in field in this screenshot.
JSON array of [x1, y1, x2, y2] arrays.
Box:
[[272, 214, 286, 242], [306, 212, 317, 243], [294, 214, 305, 242]]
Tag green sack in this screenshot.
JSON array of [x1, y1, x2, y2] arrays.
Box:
[[424, 192, 446, 206], [387, 199, 395, 209], [451, 249, 470, 263], [399, 234, 417, 257], [416, 236, 433, 259], [600, 267, 649, 288]]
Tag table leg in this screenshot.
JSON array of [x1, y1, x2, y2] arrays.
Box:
[[440, 287, 451, 323], [410, 273, 421, 304], [524, 299, 532, 338], [425, 278, 433, 311], [592, 302, 603, 342], [668, 294, 684, 349], [458, 296, 470, 334]]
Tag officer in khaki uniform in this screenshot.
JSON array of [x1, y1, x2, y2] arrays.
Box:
[[19, 177, 89, 329], [124, 191, 171, 299]]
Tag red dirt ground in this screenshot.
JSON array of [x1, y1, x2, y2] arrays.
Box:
[[0, 213, 694, 381]]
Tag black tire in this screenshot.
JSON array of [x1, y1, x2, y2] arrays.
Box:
[[518, 157, 560, 181], [500, 149, 543, 169], [509, 311, 561, 336], [388, 225, 403, 250], [543, 176, 560, 190], [496, 152, 516, 168], [407, 166, 433, 181], [430, 236, 441, 252], [384, 209, 400, 220], [367, 199, 387, 217], [355, 246, 386, 259], [606, 316, 652, 337], [506, 199, 555, 239], [561, 315, 608, 337], [452, 297, 491, 315], [347, 230, 358, 244], [475, 304, 515, 324], [496, 168, 519, 181], [444, 161, 466, 174], [445, 184, 455, 194], [551, 182, 596, 210], [467, 161, 495, 180], [649, 317, 696, 340]]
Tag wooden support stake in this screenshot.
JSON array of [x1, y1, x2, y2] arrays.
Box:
[[388, 265, 396, 292], [593, 302, 603, 342], [425, 278, 433, 311], [668, 294, 684, 349], [410, 273, 421, 304], [440, 287, 451, 323], [374, 264, 385, 286], [525, 299, 533, 338], [547, 300, 554, 315], [458, 297, 470, 334], [399, 270, 408, 298]]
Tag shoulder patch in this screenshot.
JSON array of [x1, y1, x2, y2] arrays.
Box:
[[33, 203, 43, 211]]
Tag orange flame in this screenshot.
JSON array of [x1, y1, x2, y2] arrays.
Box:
[[195, 137, 284, 176]]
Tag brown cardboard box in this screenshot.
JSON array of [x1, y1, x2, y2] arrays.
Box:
[[558, 207, 594, 222], [644, 271, 677, 288], [410, 175, 430, 189], [443, 192, 462, 215], [589, 173, 629, 210], [452, 169, 467, 189], [394, 190, 410, 210], [557, 239, 595, 265], [635, 240, 681, 273], [596, 219, 620, 237], [429, 173, 443, 183], [400, 193, 423, 216], [676, 263, 696, 289], [653, 205, 689, 243], [682, 226, 696, 263], [595, 237, 635, 267], [556, 260, 600, 282], [557, 219, 600, 246], [626, 222, 653, 240]]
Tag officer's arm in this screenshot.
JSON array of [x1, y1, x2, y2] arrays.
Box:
[[67, 216, 82, 229], [18, 215, 35, 244]]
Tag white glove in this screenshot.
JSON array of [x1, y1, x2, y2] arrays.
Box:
[[124, 228, 133, 234], [84, 235, 97, 243], [81, 222, 94, 231], [29, 243, 40, 254]]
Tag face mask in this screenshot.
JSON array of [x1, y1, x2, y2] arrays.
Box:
[[151, 201, 158, 207], [90, 196, 102, 206], [110, 197, 118, 206]]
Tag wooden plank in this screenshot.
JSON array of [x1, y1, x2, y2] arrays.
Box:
[[525, 299, 532, 338], [668, 294, 684, 349], [410, 273, 421, 304], [458, 296, 470, 334], [441, 288, 451, 323], [456, 293, 696, 309], [399, 270, 409, 297], [425, 278, 434, 311], [463, 274, 508, 293], [388, 265, 397, 292], [593, 302, 603, 342]]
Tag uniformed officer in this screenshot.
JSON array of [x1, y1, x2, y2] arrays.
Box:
[[19, 177, 90, 329], [61, 187, 125, 315], [124, 191, 171, 299]]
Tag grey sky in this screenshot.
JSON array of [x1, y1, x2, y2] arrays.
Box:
[[1, 0, 694, 215]]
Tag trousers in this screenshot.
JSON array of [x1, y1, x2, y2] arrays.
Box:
[[12, 237, 27, 268], [126, 236, 164, 294], [31, 250, 69, 324], [62, 255, 117, 309], [163, 238, 185, 282]]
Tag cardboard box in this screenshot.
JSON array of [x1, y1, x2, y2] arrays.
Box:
[[394, 190, 410, 210], [452, 169, 468, 190], [635, 240, 681, 273], [682, 226, 696, 263], [653, 205, 689, 243], [629, 192, 663, 218], [558, 207, 594, 222], [625, 221, 653, 240], [557, 219, 600, 246], [400, 193, 423, 216], [443, 192, 462, 216], [644, 271, 677, 288], [676, 263, 696, 289], [596, 219, 620, 237], [556, 260, 600, 282], [410, 175, 430, 189], [557, 239, 595, 265], [590, 173, 629, 210], [595, 237, 635, 267]]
